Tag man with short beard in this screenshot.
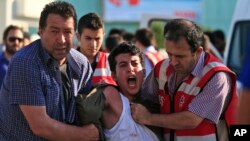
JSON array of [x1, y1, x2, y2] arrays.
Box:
[[0, 25, 24, 87]]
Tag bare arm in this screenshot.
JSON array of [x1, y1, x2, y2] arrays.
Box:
[[20, 105, 99, 141], [102, 86, 122, 129], [131, 103, 203, 130], [238, 89, 250, 124]]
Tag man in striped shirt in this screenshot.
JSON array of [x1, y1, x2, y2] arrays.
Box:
[[131, 19, 238, 141]]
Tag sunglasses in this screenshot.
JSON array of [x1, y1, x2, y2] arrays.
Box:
[[8, 37, 24, 42]]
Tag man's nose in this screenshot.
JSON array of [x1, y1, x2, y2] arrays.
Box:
[[58, 33, 66, 43], [90, 40, 97, 47], [170, 56, 178, 66], [128, 63, 134, 72]]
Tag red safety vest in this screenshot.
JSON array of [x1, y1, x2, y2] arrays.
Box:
[[144, 52, 166, 66], [154, 53, 237, 141], [92, 52, 116, 85]]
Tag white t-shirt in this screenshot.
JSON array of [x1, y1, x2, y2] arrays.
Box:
[[103, 93, 159, 141]]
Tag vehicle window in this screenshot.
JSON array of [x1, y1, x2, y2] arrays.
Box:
[[227, 21, 250, 76]]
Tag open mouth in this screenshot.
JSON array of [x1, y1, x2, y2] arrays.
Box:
[[128, 76, 137, 87]]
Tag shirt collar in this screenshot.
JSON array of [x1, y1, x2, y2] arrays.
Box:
[[191, 51, 205, 77], [145, 45, 157, 53], [36, 40, 58, 67]]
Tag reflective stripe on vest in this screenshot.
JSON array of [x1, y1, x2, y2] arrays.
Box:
[[92, 52, 116, 85], [145, 52, 166, 66]]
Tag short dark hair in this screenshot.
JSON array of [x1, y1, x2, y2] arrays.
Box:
[[3, 25, 24, 41], [108, 42, 144, 73], [105, 34, 123, 52], [135, 28, 155, 47], [123, 32, 135, 42], [108, 28, 125, 36], [213, 29, 225, 41], [39, 1, 77, 30], [163, 19, 204, 53], [77, 13, 104, 35]]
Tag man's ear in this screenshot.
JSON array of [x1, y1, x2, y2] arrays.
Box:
[[195, 46, 203, 57], [197, 46, 203, 53]]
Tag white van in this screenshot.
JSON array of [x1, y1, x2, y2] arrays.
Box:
[[224, 0, 250, 80]]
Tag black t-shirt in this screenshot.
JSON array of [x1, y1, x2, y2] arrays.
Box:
[[59, 63, 72, 113]]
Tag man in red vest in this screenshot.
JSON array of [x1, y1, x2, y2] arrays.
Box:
[[134, 28, 166, 77], [77, 13, 116, 86], [131, 19, 238, 141]]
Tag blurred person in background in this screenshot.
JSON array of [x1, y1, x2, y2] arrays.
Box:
[[131, 19, 238, 141], [203, 31, 223, 60], [77, 12, 116, 85], [213, 29, 226, 57], [0, 25, 24, 87], [105, 33, 124, 53], [0, 1, 99, 140], [108, 28, 125, 37], [134, 28, 166, 77], [108, 28, 135, 43], [123, 31, 135, 43]]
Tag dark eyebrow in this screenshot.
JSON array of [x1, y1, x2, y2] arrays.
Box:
[[118, 61, 127, 65], [49, 26, 59, 30], [49, 26, 73, 31]]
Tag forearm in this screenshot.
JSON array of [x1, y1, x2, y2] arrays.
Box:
[[145, 111, 203, 130], [36, 117, 95, 141], [20, 105, 98, 141]]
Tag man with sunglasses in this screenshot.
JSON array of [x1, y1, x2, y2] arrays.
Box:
[[0, 25, 24, 87]]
